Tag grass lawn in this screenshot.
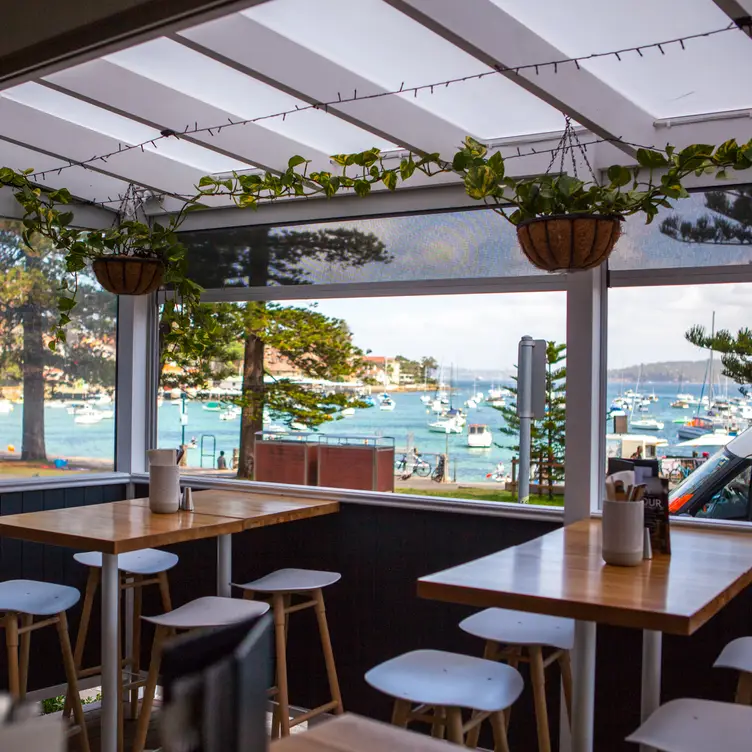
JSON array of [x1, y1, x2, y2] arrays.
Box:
[[0, 461, 87, 477], [396, 486, 564, 507]]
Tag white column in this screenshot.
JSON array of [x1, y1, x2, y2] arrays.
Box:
[[116, 295, 156, 474], [100, 553, 119, 752], [640, 630, 663, 752], [564, 266, 608, 752], [564, 265, 607, 523]]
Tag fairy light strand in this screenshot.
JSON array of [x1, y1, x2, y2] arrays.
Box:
[[28, 22, 741, 185]]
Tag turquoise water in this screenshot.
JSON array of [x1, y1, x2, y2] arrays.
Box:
[[0, 381, 726, 481]]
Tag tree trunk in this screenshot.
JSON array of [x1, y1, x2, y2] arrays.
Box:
[[237, 326, 264, 479], [21, 304, 46, 461]]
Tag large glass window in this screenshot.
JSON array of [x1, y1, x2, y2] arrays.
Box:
[[157, 291, 566, 507], [0, 220, 117, 480], [180, 208, 545, 289], [606, 282, 752, 515]]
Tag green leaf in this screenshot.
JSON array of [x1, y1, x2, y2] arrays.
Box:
[[287, 155, 308, 169], [400, 158, 416, 180], [382, 171, 398, 191], [464, 165, 498, 200], [556, 175, 584, 198], [487, 151, 505, 178], [636, 149, 669, 169], [353, 179, 371, 197], [58, 296, 76, 312], [197, 175, 215, 187], [606, 165, 631, 188]]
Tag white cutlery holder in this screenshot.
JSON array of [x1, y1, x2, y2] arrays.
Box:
[[602, 500, 644, 567], [149, 464, 180, 514]]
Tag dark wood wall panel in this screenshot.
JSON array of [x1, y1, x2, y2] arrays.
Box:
[[0, 483, 128, 692]]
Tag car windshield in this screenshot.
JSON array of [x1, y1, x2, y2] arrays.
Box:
[[669, 449, 733, 503]]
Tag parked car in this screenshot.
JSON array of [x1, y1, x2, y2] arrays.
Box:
[[669, 428, 752, 521]]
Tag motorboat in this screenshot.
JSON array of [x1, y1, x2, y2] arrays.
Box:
[[419, 394, 432, 405], [219, 407, 239, 421], [430, 399, 444, 413], [202, 401, 223, 412], [676, 416, 724, 440], [90, 393, 113, 406], [45, 400, 68, 409], [467, 424, 493, 448], [465, 398, 478, 409], [66, 402, 89, 415], [380, 397, 396, 411], [341, 407, 356, 417], [74, 407, 105, 425], [630, 417, 664, 431], [428, 416, 463, 434], [670, 400, 690, 409], [487, 398, 506, 408]]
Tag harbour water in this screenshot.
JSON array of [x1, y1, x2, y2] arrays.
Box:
[[0, 381, 733, 481]]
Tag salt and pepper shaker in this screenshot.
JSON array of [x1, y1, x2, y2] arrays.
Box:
[[180, 487, 194, 512]]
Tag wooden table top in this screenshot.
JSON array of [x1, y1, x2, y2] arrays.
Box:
[[0, 490, 340, 554], [418, 518, 752, 635], [271, 714, 453, 751]]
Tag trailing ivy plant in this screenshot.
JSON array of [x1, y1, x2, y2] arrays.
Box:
[[198, 138, 752, 227], [2, 135, 752, 354]]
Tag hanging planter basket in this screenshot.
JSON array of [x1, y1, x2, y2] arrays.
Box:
[[92, 256, 165, 295], [516, 214, 622, 272]]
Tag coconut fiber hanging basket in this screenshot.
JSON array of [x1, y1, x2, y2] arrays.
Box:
[[93, 256, 165, 295], [516, 214, 622, 272]]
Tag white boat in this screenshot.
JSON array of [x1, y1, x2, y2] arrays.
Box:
[[430, 399, 444, 413], [219, 408, 238, 421], [488, 398, 506, 408], [90, 393, 113, 406], [341, 407, 356, 417], [290, 421, 308, 431], [74, 408, 105, 425], [45, 400, 68, 409], [98, 409, 114, 420], [202, 401, 222, 412], [0, 399, 14, 414], [630, 417, 664, 431], [380, 397, 396, 411], [467, 424, 492, 448], [428, 416, 463, 434], [66, 402, 89, 415], [265, 424, 287, 434], [464, 398, 478, 409], [419, 394, 432, 405]]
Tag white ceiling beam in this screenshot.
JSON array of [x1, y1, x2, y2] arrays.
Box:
[[385, 0, 658, 158], [175, 14, 469, 157], [0, 96, 212, 203], [42, 59, 334, 175]]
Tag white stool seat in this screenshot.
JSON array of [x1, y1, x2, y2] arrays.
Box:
[[626, 698, 752, 752], [365, 649, 524, 713], [74, 548, 179, 575], [142, 597, 269, 629], [234, 568, 341, 593], [0, 580, 80, 616], [715, 636, 752, 674], [460, 608, 575, 650]]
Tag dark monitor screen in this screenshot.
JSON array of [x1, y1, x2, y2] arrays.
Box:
[[159, 613, 272, 752]]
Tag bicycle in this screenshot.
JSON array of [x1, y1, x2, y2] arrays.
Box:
[[394, 454, 432, 479], [669, 464, 693, 486], [431, 455, 446, 483]]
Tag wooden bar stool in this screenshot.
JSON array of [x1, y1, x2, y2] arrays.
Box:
[[0, 580, 90, 752], [69, 548, 178, 720], [233, 568, 344, 737], [715, 636, 752, 704], [365, 649, 524, 751], [132, 596, 270, 752], [459, 607, 574, 752], [626, 698, 752, 752]]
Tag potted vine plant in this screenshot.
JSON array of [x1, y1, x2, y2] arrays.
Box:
[[0, 167, 203, 355], [197, 130, 752, 273]]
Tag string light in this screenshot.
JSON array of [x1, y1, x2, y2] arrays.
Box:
[[27, 22, 740, 183]]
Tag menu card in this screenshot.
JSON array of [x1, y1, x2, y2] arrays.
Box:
[[635, 466, 671, 555]]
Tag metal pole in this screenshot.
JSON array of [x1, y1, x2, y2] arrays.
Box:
[[181, 392, 186, 447], [571, 620, 597, 752], [100, 553, 119, 752], [518, 336, 535, 504], [640, 630, 663, 752], [217, 534, 232, 597]]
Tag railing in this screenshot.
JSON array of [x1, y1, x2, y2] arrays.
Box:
[[509, 455, 565, 493]]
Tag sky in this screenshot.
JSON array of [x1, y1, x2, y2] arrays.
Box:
[[305, 282, 752, 373]]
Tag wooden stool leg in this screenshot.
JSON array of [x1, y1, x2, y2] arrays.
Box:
[[313, 588, 343, 714], [57, 611, 91, 752], [431, 706, 446, 739], [490, 710, 511, 752], [466, 640, 502, 749], [129, 581, 143, 718], [736, 671, 752, 705], [19, 614, 32, 699], [445, 707, 464, 744], [529, 646, 552, 752], [133, 625, 166, 752], [65, 568, 100, 718], [157, 572, 172, 612], [558, 650, 574, 724], [5, 613, 20, 698], [273, 594, 291, 737], [391, 699, 411, 728]]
